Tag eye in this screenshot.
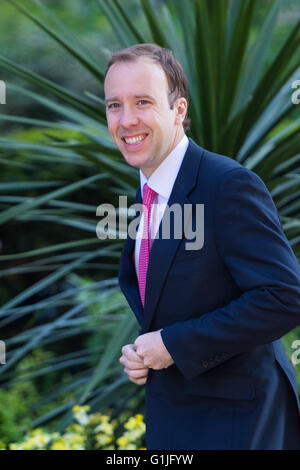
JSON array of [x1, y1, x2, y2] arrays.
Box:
[[138, 99, 150, 105], [107, 103, 120, 109]]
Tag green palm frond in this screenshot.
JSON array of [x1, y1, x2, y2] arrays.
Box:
[[0, 0, 299, 431]]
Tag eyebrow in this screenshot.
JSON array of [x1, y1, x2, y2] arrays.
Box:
[[105, 94, 155, 104]]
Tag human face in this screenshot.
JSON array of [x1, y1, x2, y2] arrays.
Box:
[[104, 58, 187, 178]]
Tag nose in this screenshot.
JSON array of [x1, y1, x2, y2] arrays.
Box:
[[120, 104, 139, 127]]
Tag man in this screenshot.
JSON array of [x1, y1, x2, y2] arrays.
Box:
[[104, 43, 300, 450]]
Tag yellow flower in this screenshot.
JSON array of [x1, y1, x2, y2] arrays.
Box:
[[9, 443, 20, 450], [51, 443, 62, 450], [66, 423, 83, 433], [116, 436, 130, 447], [51, 442, 70, 450], [124, 417, 137, 430], [135, 414, 144, 425], [30, 428, 44, 436], [38, 435, 48, 445], [72, 404, 90, 414], [99, 415, 110, 423], [120, 443, 137, 450], [104, 445, 115, 450], [123, 414, 145, 430], [95, 433, 113, 448], [64, 432, 86, 446], [89, 412, 104, 426], [73, 409, 90, 426], [6, 409, 144, 451], [22, 438, 37, 450], [94, 421, 114, 435]]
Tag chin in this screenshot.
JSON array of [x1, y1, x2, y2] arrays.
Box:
[[125, 154, 149, 168]]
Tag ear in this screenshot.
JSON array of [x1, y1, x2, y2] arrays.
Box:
[[174, 97, 187, 125]]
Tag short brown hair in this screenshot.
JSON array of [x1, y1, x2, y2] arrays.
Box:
[[105, 43, 190, 131]]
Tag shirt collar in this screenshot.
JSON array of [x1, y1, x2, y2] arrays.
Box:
[[139, 134, 189, 200]]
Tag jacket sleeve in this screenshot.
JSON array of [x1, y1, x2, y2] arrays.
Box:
[[160, 167, 300, 380]]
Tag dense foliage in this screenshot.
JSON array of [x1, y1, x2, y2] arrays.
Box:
[[0, 0, 299, 446]]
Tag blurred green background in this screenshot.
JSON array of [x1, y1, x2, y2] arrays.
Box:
[[0, 0, 299, 450]]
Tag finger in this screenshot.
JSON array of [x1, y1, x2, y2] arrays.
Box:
[[122, 345, 145, 364], [120, 355, 147, 369], [128, 375, 148, 386], [129, 344, 145, 362], [119, 355, 146, 369], [124, 367, 149, 379], [130, 377, 147, 385]]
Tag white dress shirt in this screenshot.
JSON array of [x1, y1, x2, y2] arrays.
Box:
[[134, 134, 189, 278]]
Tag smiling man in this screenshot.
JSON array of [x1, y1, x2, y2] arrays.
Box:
[[104, 52, 187, 177], [104, 43, 300, 450]]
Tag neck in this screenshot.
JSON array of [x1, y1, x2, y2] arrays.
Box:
[[142, 127, 185, 179]]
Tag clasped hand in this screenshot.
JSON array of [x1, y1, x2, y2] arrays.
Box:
[[119, 329, 174, 385]]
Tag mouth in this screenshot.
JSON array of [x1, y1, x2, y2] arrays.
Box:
[[121, 133, 149, 150]]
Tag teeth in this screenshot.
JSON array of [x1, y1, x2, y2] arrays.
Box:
[[124, 134, 146, 144]]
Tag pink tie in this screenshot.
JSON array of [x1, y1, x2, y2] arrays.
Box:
[[138, 183, 157, 307]]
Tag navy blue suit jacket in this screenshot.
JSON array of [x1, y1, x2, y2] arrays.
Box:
[[118, 138, 300, 449]]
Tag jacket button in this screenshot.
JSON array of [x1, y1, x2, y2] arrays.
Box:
[[202, 361, 209, 368]]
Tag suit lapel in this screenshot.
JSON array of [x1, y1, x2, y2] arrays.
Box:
[[118, 186, 144, 328], [143, 139, 203, 330], [118, 138, 204, 331]]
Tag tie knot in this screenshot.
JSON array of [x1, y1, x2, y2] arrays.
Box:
[[142, 183, 157, 207]]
